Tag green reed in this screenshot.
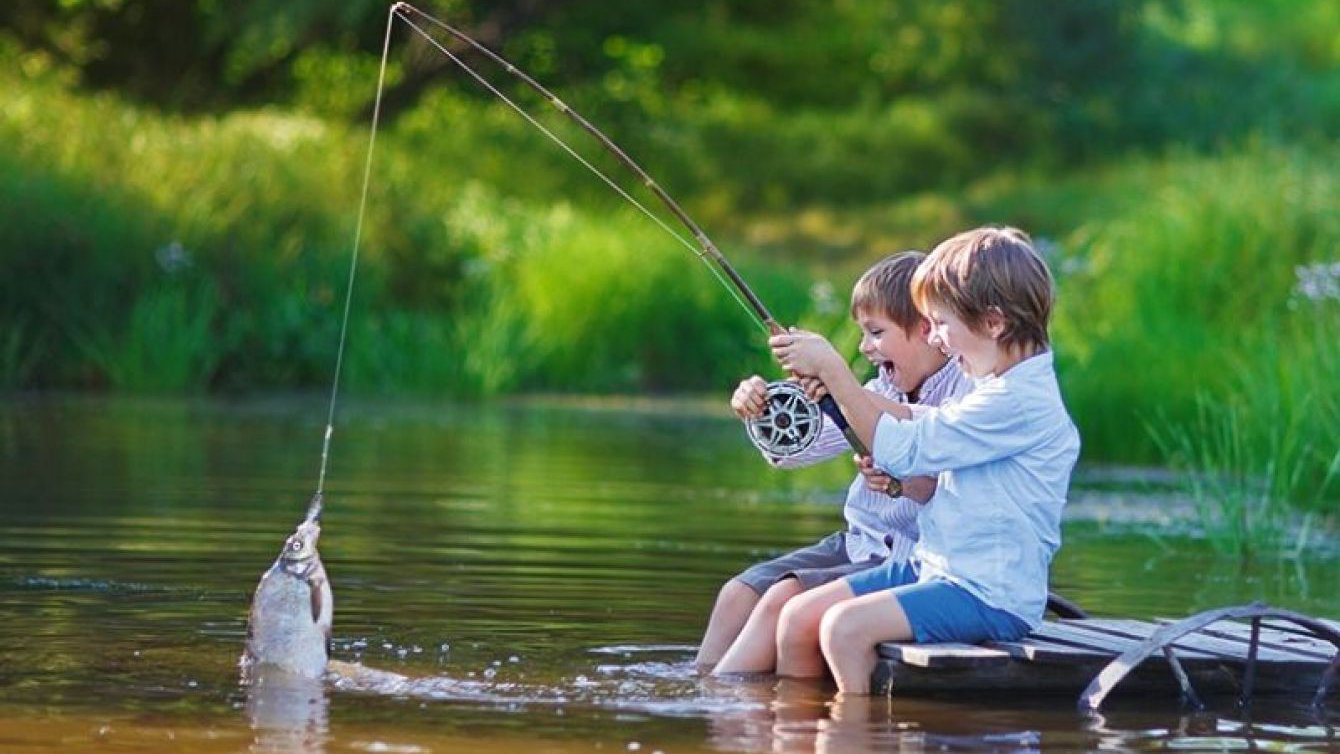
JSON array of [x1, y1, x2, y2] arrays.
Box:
[[4, 59, 1340, 514], [1051, 144, 1340, 464], [1149, 331, 1340, 555], [69, 279, 222, 392], [0, 73, 811, 396], [0, 319, 39, 389], [1060, 145, 1340, 543]]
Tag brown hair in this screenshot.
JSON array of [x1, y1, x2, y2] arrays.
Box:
[[910, 226, 1053, 353], [850, 250, 926, 335]]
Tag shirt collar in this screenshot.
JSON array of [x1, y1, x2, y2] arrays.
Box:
[[917, 356, 961, 402], [979, 349, 1054, 384]]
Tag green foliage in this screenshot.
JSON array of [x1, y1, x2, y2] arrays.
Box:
[[0, 141, 159, 387], [1149, 329, 1340, 555], [0, 318, 42, 389], [0, 71, 814, 397], [1051, 144, 1340, 460], [70, 278, 221, 392], [3, 0, 1340, 514]]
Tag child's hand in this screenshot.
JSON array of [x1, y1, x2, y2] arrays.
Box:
[[770, 330, 842, 380], [730, 375, 769, 419], [854, 454, 897, 495], [796, 375, 828, 403]]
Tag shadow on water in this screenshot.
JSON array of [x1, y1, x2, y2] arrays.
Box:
[[0, 393, 1337, 753]]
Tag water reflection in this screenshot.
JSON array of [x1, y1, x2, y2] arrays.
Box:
[[244, 668, 328, 754], [0, 394, 1337, 754], [1085, 703, 1340, 752], [703, 680, 1047, 754]]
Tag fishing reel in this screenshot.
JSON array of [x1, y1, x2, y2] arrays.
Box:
[[745, 380, 824, 459]]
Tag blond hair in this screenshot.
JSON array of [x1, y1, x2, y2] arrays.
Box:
[[911, 226, 1053, 353], [850, 250, 926, 335]]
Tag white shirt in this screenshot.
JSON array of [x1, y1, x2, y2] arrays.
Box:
[[768, 358, 971, 564], [871, 350, 1080, 627]]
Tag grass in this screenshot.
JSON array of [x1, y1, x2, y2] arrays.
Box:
[[2, 46, 1339, 519], [69, 279, 221, 392], [0, 318, 41, 389], [0, 73, 813, 397], [1048, 143, 1340, 461], [1151, 391, 1339, 556]]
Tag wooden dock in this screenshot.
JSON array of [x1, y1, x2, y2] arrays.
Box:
[[872, 603, 1340, 711]]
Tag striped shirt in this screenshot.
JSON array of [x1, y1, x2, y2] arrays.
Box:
[[765, 358, 971, 564]]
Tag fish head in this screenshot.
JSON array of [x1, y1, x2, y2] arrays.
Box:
[[279, 519, 322, 565]]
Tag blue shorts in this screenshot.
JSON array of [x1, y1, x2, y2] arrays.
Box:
[[845, 559, 1029, 644]]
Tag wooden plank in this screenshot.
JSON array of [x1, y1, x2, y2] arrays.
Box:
[[867, 614, 1340, 699], [877, 641, 1010, 668], [870, 655, 1237, 696], [1261, 618, 1340, 641], [1028, 621, 1220, 661], [1161, 618, 1339, 661], [872, 659, 1095, 694], [988, 636, 1114, 664], [1072, 618, 1313, 664]]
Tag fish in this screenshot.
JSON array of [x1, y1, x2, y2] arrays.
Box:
[[241, 494, 333, 681]]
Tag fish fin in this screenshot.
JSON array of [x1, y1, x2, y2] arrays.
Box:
[[309, 575, 325, 624]]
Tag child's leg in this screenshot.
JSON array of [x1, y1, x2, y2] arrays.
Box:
[[774, 578, 856, 678], [695, 578, 762, 668], [711, 577, 804, 674], [820, 579, 1029, 694], [818, 591, 914, 694], [698, 532, 852, 670]]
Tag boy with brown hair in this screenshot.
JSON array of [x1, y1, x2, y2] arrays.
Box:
[[697, 250, 970, 675], [772, 226, 1080, 693]]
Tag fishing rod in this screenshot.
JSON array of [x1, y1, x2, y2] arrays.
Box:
[[376, 2, 870, 460]]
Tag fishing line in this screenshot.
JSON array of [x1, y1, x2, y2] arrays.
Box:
[[391, 4, 769, 334], [389, 3, 872, 458], [312, 3, 870, 465], [311, 3, 400, 517]]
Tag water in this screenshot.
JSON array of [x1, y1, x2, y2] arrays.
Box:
[[0, 393, 1337, 753]]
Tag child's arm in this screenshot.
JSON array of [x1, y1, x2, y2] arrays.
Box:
[[854, 455, 936, 502], [899, 474, 938, 503], [854, 375, 1049, 482], [770, 330, 911, 452]]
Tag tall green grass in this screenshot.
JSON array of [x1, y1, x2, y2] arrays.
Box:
[[1050, 144, 1340, 538], [0, 318, 41, 389], [1051, 144, 1340, 457], [1150, 330, 1340, 555], [69, 279, 221, 392], [0, 72, 810, 396], [3, 55, 1340, 518]]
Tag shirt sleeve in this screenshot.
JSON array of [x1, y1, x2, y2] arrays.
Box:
[[906, 403, 935, 419], [871, 380, 1041, 477]]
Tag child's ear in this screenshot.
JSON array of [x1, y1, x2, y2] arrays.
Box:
[[984, 306, 1008, 340], [917, 318, 932, 338]]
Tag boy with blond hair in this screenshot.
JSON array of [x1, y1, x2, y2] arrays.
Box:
[[773, 226, 1080, 693], [697, 250, 970, 674]]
